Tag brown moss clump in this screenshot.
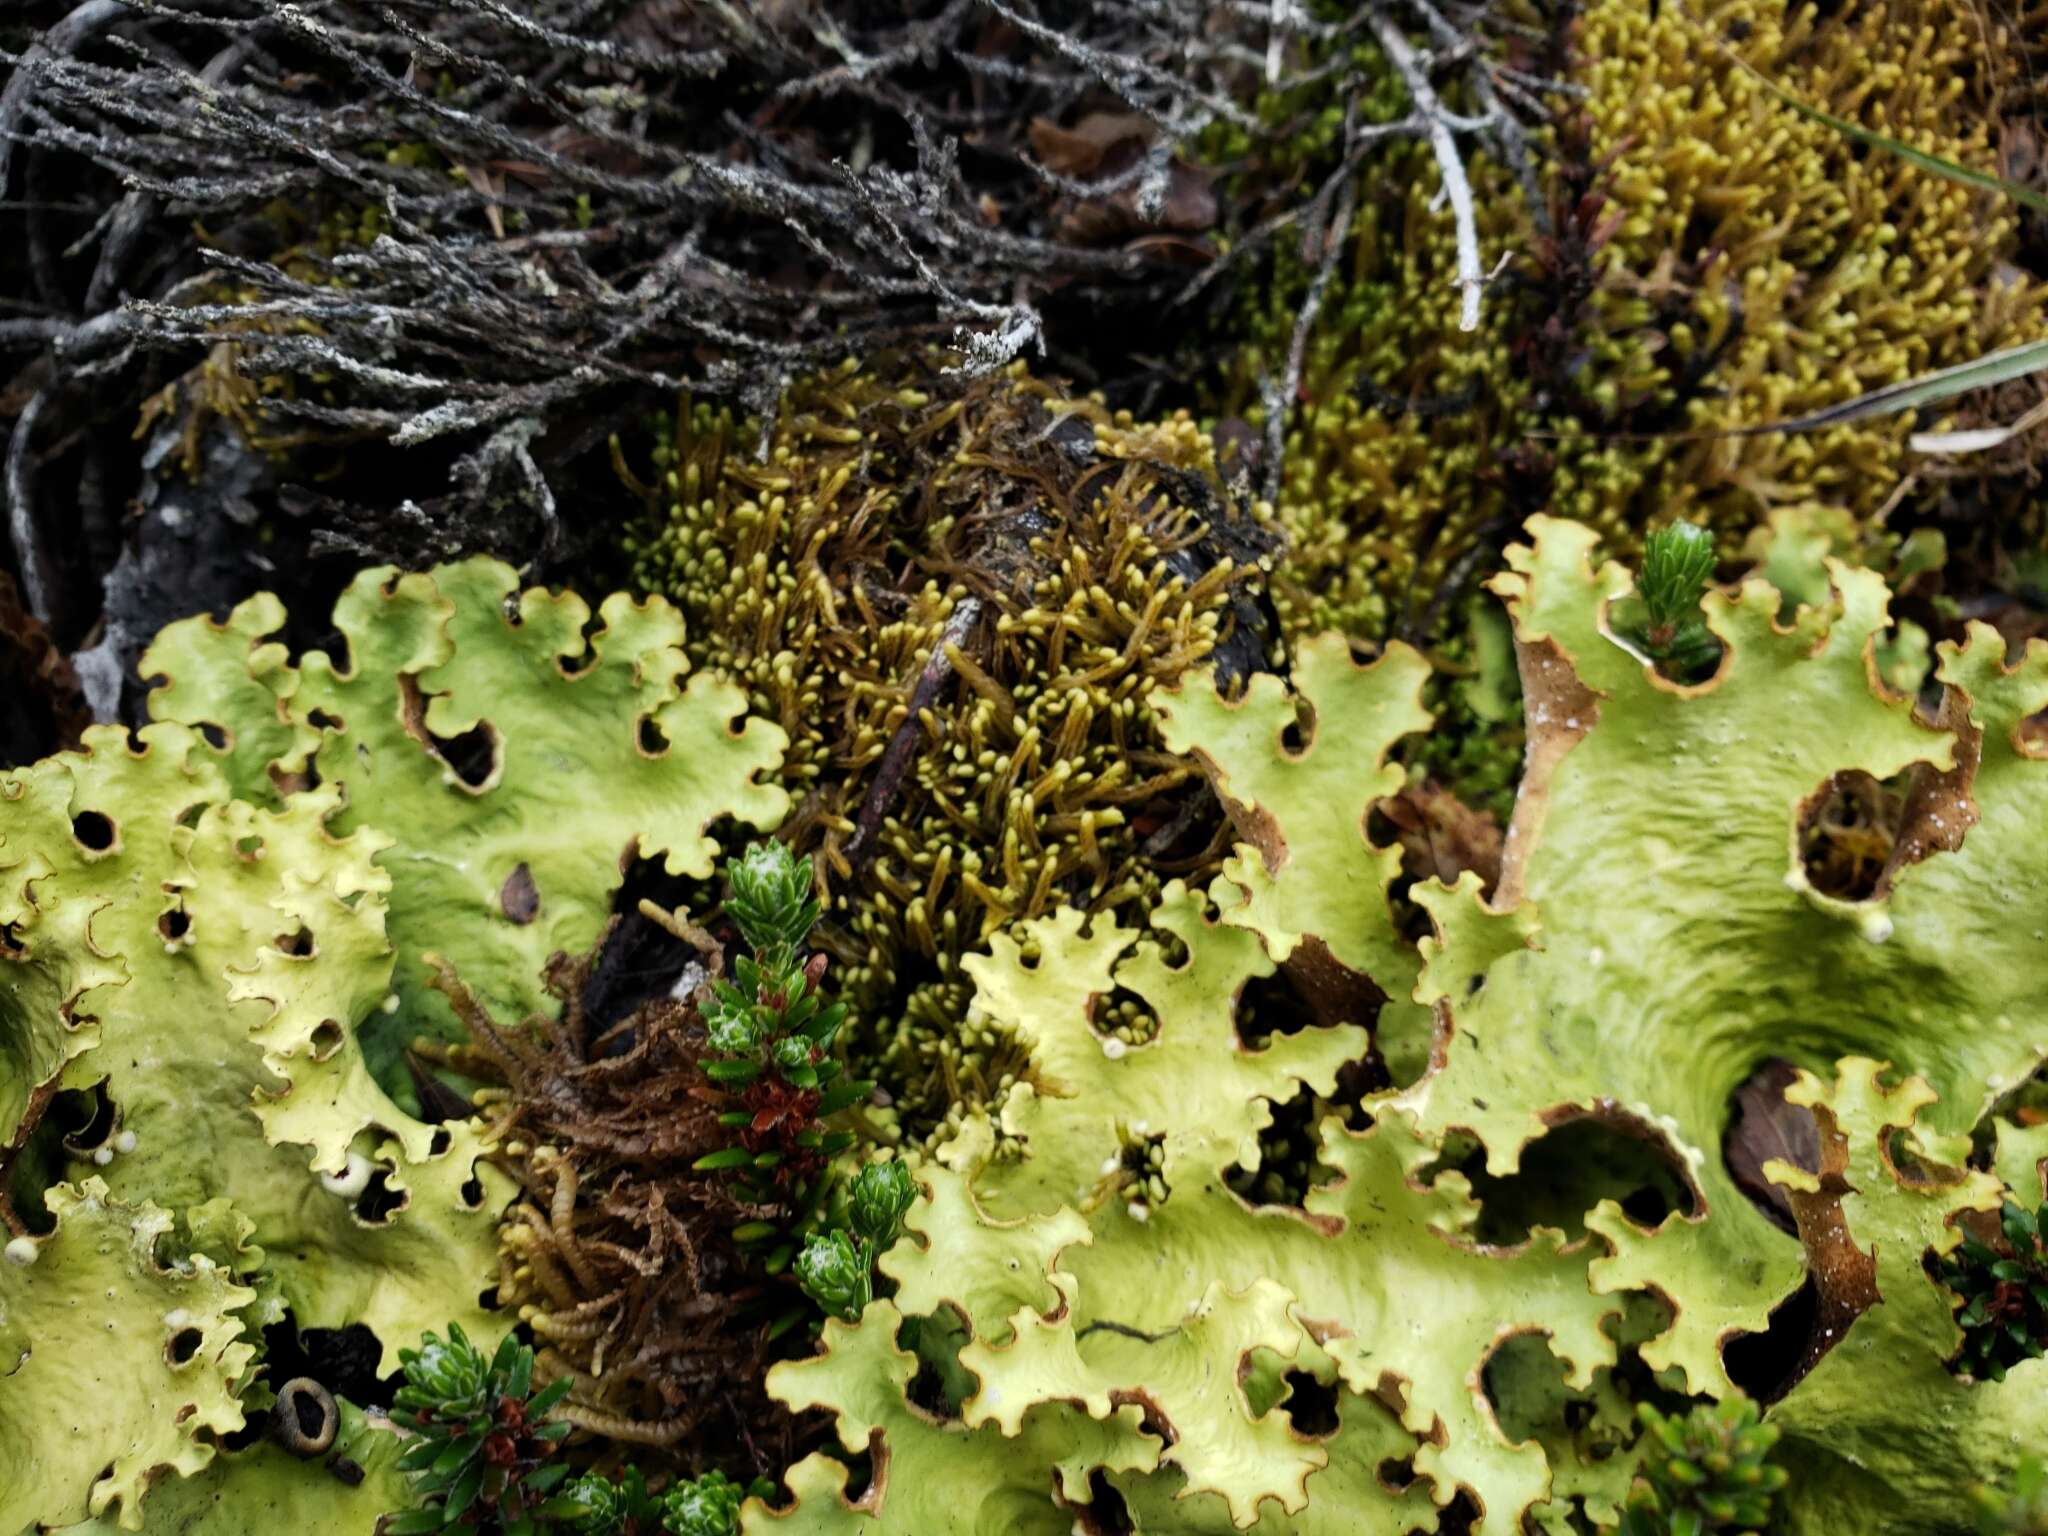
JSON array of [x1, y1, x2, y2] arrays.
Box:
[[620, 355, 1272, 1142], [420, 925, 804, 1471]]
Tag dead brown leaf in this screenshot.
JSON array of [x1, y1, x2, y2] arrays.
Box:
[[1026, 110, 1218, 247], [1380, 781, 1504, 894]]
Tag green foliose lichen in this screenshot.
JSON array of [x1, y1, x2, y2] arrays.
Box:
[[1, 559, 785, 1529], [747, 515, 2048, 1535]]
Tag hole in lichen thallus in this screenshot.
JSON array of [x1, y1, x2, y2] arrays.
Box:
[[429, 721, 500, 790], [1226, 1087, 1335, 1210], [283, 1324, 390, 1401], [1443, 1112, 1700, 1246], [2, 1087, 78, 1233], [166, 1327, 203, 1365], [896, 1310, 970, 1422], [1797, 769, 1910, 901], [1281, 1370, 1340, 1437], [1091, 985, 1158, 1046], [1372, 784, 1506, 905], [58, 1080, 118, 1158], [1436, 1490, 1484, 1535], [1279, 695, 1312, 756], [1232, 968, 1313, 1049], [1482, 1333, 1581, 1444], [1374, 858, 1435, 949], [1722, 1069, 1868, 1403], [396, 673, 500, 790], [904, 1350, 957, 1421], [1379, 1455, 1419, 1492], [1234, 962, 1385, 1120], [1075, 1470, 1136, 1534], [70, 810, 116, 852], [1723, 1059, 1820, 1236], [353, 1166, 406, 1224], [835, 1435, 881, 1506], [557, 609, 607, 680], [1724, 1274, 1823, 1404]]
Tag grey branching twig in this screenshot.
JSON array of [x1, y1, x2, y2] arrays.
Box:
[[3, 388, 53, 623], [1245, 0, 1555, 501], [2, 0, 1290, 455], [1366, 3, 1495, 334], [1, 0, 1562, 625]]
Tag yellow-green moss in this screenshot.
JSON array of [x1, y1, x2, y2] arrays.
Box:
[[621, 356, 1267, 1141], [1240, 0, 2048, 643], [1581, 0, 2047, 513]]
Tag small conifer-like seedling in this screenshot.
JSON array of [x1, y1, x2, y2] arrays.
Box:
[[550, 1466, 664, 1533], [796, 1159, 917, 1322], [386, 1324, 574, 1534], [1630, 520, 1721, 680], [690, 842, 883, 1309], [795, 1228, 872, 1324], [1940, 1198, 2048, 1382], [662, 1470, 772, 1536], [694, 844, 870, 1201], [549, 1466, 770, 1536], [1618, 1397, 1788, 1535], [724, 841, 820, 973], [846, 1158, 917, 1247]]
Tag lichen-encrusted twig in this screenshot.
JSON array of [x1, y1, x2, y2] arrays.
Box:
[[0, 0, 129, 208], [1366, 3, 1496, 334], [1260, 178, 1357, 502], [3, 388, 52, 623], [1, 0, 1292, 477]]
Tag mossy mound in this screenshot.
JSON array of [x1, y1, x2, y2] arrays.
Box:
[[621, 357, 1274, 1143]]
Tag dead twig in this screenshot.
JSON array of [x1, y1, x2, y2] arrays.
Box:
[[0, 0, 132, 200], [846, 596, 984, 862], [1261, 179, 1358, 502], [5, 389, 53, 624], [1367, 3, 1496, 333], [5, 0, 1305, 512]]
